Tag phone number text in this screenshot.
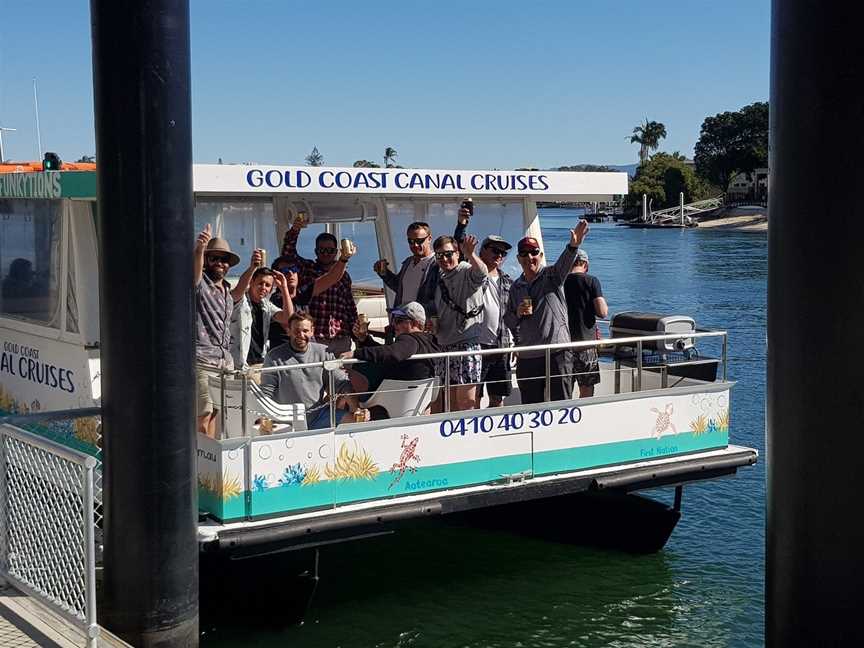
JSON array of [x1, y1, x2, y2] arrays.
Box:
[[440, 406, 582, 437]]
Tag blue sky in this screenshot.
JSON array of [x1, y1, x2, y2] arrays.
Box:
[[0, 1, 769, 169]]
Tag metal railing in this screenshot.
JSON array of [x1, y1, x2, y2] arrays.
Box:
[[0, 420, 100, 647], [209, 329, 728, 438]]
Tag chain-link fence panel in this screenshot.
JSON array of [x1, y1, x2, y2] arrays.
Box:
[[0, 423, 99, 646]]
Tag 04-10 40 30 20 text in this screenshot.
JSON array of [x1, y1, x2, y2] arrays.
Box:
[[439, 406, 582, 438]]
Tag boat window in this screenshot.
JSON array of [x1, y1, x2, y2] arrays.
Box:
[[336, 221, 379, 287], [194, 200, 278, 278], [0, 199, 63, 328], [470, 201, 525, 278]]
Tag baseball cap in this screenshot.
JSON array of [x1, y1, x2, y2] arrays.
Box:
[[575, 248, 589, 262], [517, 236, 541, 251], [481, 235, 512, 250], [390, 301, 426, 326]]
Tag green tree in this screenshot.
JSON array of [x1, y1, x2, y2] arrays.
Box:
[[353, 159, 381, 168], [556, 164, 613, 172], [626, 152, 711, 212], [629, 120, 667, 163], [694, 102, 768, 193], [305, 146, 324, 166], [383, 146, 398, 168], [75, 155, 95, 163]]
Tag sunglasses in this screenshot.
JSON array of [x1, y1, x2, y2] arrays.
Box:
[[407, 237, 429, 246], [485, 247, 508, 258], [277, 265, 300, 274], [518, 249, 541, 258], [435, 250, 457, 260], [316, 247, 337, 254], [207, 254, 231, 264]]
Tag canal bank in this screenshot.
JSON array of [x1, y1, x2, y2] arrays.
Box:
[[698, 207, 767, 232]]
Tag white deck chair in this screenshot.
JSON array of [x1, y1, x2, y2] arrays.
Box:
[[361, 377, 439, 419], [208, 376, 307, 438]]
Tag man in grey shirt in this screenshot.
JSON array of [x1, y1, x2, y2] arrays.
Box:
[[504, 220, 589, 404], [260, 312, 351, 429]]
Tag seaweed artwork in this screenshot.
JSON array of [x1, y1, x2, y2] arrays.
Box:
[[252, 474, 269, 492], [324, 441, 379, 480], [279, 463, 307, 486], [198, 470, 242, 501], [717, 408, 730, 433], [302, 464, 321, 485], [690, 414, 709, 436]]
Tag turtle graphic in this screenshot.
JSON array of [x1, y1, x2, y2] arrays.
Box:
[[650, 404, 676, 438]]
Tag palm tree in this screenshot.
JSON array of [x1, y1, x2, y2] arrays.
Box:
[[353, 159, 380, 168], [305, 146, 324, 166], [383, 146, 398, 168], [629, 120, 667, 164]]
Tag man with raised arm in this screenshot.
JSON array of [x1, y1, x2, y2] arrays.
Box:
[[267, 243, 356, 348], [565, 248, 609, 398], [373, 213, 469, 318], [260, 312, 351, 430], [193, 224, 252, 437], [504, 220, 589, 404], [473, 235, 516, 407], [432, 233, 488, 411], [229, 267, 291, 372], [280, 216, 357, 354]]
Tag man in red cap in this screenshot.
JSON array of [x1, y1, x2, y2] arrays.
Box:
[[503, 220, 589, 404]]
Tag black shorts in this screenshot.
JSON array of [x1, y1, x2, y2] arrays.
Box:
[[479, 344, 512, 398], [572, 347, 601, 387]]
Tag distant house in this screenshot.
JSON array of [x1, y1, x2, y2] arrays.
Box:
[[727, 168, 769, 202]]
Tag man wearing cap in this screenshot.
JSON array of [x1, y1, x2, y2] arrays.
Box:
[[504, 220, 589, 404], [474, 235, 516, 407], [343, 302, 440, 413], [565, 249, 608, 398], [194, 224, 261, 436]]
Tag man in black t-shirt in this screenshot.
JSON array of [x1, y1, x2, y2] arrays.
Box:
[[564, 249, 608, 397]]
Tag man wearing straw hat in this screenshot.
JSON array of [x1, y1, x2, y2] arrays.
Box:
[[194, 224, 260, 437]]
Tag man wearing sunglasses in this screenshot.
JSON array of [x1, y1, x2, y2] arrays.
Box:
[[193, 224, 249, 436], [374, 215, 469, 320], [474, 235, 515, 407], [504, 220, 590, 404], [281, 215, 358, 354], [431, 233, 488, 411]]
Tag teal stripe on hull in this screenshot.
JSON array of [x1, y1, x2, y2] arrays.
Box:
[[219, 430, 728, 522]]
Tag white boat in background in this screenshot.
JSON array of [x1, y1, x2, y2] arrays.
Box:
[[0, 165, 756, 556]]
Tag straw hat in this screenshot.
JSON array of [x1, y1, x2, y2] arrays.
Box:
[[205, 238, 240, 267]]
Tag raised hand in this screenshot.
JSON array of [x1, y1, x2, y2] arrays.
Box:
[[272, 270, 288, 293], [196, 223, 212, 251], [340, 241, 357, 262], [570, 219, 589, 247], [250, 248, 263, 268], [462, 234, 478, 257], [457, 206, 471, 226], [373, 259, 389, 276]]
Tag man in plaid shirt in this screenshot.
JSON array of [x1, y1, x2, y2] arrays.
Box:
[[281, 216, 358, 353]]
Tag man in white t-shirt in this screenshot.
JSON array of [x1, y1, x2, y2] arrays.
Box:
[[475, 235, 515, 407]]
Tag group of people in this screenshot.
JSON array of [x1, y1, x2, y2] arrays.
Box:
[[193, 202, 608, 436]]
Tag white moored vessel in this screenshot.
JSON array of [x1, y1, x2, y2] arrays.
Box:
[[0, 165, 756, 556]]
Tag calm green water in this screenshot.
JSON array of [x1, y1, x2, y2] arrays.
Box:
[[201, 211, 766, 647]]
